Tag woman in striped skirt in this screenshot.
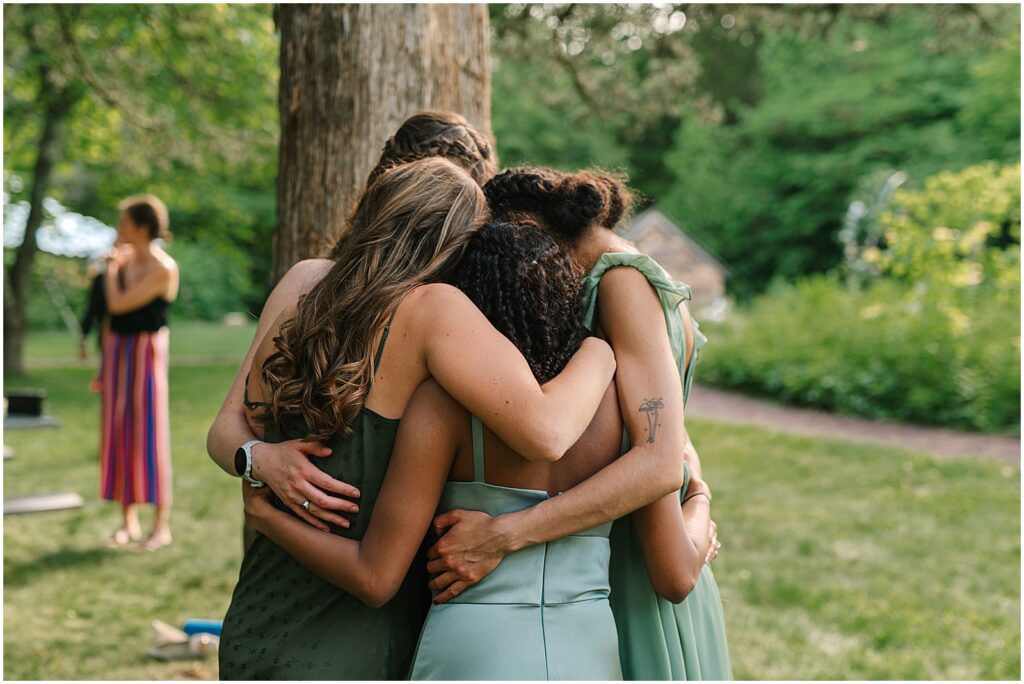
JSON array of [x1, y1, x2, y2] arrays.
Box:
[[100, 194, 178, 550]]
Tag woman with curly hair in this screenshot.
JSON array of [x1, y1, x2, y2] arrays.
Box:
[[429, 167, 733, 680], [217, 157, 616, 680], [206, 111, 501, 529]]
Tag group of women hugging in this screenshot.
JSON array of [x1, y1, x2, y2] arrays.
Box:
[[205, 110, 733, 680]]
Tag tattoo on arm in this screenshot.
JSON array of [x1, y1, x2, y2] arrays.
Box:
[[639, 397, 664, 444]]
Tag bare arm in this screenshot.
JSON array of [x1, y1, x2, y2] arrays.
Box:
[[244, 380, 461, 607], [632, 475, 712, 603], [419, 284, 616, 463], [427, 267, 689, 601], [104, 260, 171, 314], [205, 259, 358, 530]]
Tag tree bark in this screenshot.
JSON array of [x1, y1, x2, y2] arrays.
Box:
[[273, 3, 491, 281], [3, 75, 80, 376]]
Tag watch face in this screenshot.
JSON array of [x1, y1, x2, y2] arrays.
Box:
[[234, 447, 246, 476]]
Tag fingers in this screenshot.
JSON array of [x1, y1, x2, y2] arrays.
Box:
[[432, 580, 469, 605], [426, 544, 441, 561], [426, 557, 446, 575], [287, 502, 331, 533], [310, 469, 361, 499], [296, 440, 333, 459], [432, 510, 463, 536], [296, 487, 353, 528], [428, 571, 460, 592], [299, 481, 359, 514]]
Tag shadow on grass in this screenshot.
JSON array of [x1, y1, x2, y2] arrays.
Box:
[[4, 546, 116, 588]]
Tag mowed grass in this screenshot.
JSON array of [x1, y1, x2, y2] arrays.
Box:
[[3, 323, 1020, 680], [20, 320, 258, 368]]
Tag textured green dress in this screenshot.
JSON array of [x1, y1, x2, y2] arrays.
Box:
[[581, 252, 733, 681], [409, 417, 623, 680], [219, 318, 431, 680]]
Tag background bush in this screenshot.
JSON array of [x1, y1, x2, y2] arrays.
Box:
[[699, 163, 1020, 434]]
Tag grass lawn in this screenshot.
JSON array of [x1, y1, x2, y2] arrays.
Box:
[[3, 323, 1020, 680]]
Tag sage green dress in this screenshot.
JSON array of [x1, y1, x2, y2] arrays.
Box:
[[410, 417, 623, 680], [219, 314, 431, 680], [581, 252, 733, 681]]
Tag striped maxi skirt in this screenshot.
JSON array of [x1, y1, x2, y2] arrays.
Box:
[[99, 327, 172, 505]]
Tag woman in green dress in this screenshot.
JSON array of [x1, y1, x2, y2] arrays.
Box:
[[428, 167, 733, 680], [244, 221, 712, 679], [218, 158, 619, 679]]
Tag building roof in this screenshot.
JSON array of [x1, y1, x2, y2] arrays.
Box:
[[620, 207, 731, 277]]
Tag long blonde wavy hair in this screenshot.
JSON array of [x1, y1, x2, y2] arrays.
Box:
[[261, 157, 488, 440]]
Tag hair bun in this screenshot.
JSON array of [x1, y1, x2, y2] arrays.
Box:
[[485, 168, 606, 240]]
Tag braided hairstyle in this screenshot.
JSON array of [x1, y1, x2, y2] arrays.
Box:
[[448, 222, 588, 384], [484, 166, 633, 245], [329, 111, 496, 260], [368, 110, 497, 188]]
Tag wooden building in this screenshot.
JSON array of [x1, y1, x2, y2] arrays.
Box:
[[619, 207, 730, 312]]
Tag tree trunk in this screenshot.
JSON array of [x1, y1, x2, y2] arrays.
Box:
[[273, 3, 491, 281], [3, 83, 78, 376]]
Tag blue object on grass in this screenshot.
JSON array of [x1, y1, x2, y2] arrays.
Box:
[[182, 619, 223, 636]]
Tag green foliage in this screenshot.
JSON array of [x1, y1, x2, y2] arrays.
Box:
[[700, 163, 1021, 433], [166, 239, 256, 322], [701, 274, 1020, 433], [662, 6, 1021, 295], [3, 4, 279, 320]]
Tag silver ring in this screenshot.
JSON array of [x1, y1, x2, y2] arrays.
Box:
[[301, 499, 311, 511]]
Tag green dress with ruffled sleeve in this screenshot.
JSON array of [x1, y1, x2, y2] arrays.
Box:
[[581, 252, 733, 681]]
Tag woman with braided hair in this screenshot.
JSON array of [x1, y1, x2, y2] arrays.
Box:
[[427, 166, 733, 680]]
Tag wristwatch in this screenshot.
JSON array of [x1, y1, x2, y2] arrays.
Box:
[[234, 439, 265, 487]]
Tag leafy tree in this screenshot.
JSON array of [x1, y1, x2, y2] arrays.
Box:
[[3, 3, 278, 373], [662, 5, 1020, 295]]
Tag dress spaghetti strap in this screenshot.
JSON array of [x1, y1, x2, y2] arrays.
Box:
[[470, 416, 486, 483], [372, 306, 400, 374]]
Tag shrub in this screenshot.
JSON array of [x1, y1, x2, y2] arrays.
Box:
[[699, 163, 1020, 433]]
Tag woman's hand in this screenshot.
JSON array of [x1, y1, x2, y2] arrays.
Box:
[[242, 480, 275, 533], [426, 509, 510, 603], [706, 518, 721, 563], [249, 439, 360, 532]]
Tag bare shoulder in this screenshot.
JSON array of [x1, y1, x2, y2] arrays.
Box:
[[279, 258, 333, 296], [598, 264, 659, 307], [408, 282, 470, 306], [151, 247, 177, 276], [404, 283, 475, 326]]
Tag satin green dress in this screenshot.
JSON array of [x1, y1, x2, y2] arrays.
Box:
[[219, 313, 432, 680], [581, 252, 733, 681], [410, 417, 623, 680]]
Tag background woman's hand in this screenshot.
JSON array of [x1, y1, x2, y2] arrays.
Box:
[[249, 439, 361, 532]]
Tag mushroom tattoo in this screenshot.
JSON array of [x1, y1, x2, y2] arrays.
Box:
[[639, 397, 664, 444]]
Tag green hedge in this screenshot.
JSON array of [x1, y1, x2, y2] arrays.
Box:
[[699, 275, 1019, 433]]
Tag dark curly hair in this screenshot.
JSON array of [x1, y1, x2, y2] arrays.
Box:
[[448, 222, 588, 384], [483, 166, 633, 244]]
